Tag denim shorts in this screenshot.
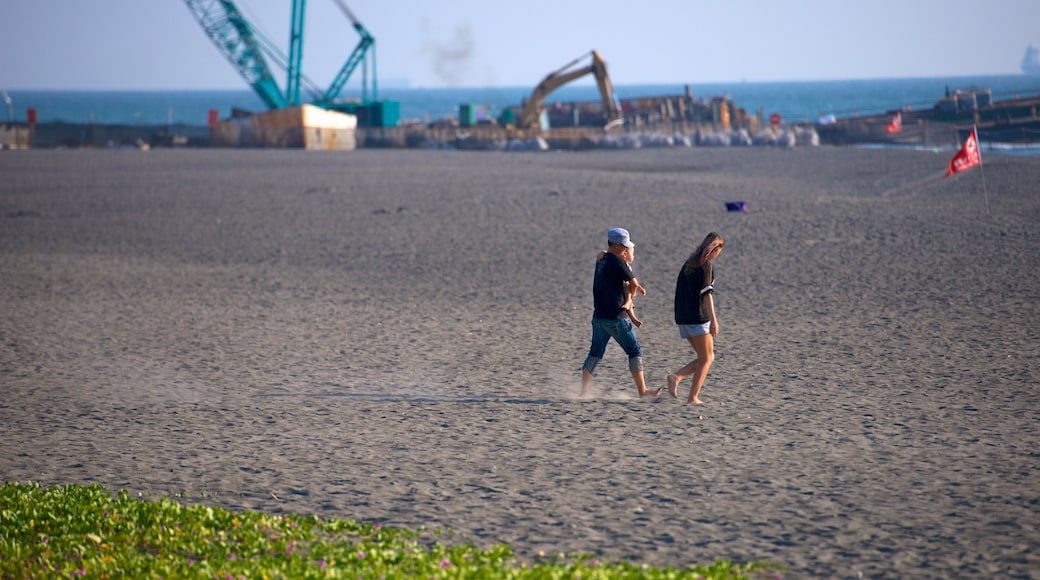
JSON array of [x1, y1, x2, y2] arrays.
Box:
[[678, 322, 711, 338], [582, 317, 643, 374]]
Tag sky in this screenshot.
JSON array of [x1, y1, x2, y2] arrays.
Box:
[[2, 0, 1040, 91]]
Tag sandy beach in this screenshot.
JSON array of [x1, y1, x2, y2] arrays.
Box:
[[2, 146, 1038, 578]]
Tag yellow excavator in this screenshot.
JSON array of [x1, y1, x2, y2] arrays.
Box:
[[515, 50, 623, 131]]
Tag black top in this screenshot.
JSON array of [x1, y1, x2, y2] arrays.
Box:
[[592, 252, 634, 319], [674, 261, 715, 324]]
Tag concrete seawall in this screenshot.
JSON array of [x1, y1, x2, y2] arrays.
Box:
[[3, 122, 211, 149]]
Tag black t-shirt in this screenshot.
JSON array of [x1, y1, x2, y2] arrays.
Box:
[[674, 261, 715, 324], [592, 252, 634, 319]]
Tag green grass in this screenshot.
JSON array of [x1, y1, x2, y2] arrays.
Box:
[[0, 482, 783, 579]]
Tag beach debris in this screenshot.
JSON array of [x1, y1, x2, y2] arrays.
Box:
[[725, 201, 748, 212], [750, 126, 820, 147], [591, 126, 821, 149], [596, 132, 693, 149], [450, 125, 818, 152], [507, 137, 549, 151], [698, 129, 752, 147], [484, 137, 550, 151], [795, 126, 820, 146], [6, 209, 42, 219], [372, 206, 409, 215]]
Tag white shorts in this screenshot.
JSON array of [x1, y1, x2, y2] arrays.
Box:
[[678, 322, 711, 338]]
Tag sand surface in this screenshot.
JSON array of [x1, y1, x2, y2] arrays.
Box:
[[2, 147, 1038, 578]]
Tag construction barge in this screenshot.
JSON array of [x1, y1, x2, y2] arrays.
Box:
[[814, 87, 1040, 146]]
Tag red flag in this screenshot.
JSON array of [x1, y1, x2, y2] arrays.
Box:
[[885, 111, 902, 133], [946, 127, 981, 177]]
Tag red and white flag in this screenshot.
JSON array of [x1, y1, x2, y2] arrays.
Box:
[[946, 127, 981, 177], [885, 111, 902, 133]]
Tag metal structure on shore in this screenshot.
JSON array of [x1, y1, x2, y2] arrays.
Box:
[[183, 0, 380, 112], [183, 0, 392, 148], [177, 2, 757, 148]]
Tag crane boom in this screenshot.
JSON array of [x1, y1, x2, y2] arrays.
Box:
[[185, 0, 380, 115], [286, 0, 306, 106], [184, 0, 288, 110], [323, 0, 376, 103]]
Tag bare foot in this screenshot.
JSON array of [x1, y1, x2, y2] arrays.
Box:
[[686, 397, 703, 405], [639, 388, 662, 398], [667, 375, 680, 399]]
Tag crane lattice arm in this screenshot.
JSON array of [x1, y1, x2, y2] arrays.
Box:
[[323, 0, 376, 103], [185, 0, 378, 112], [184, 0, 288, 110]]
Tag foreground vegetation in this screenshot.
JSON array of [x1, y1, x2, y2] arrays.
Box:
[[0, 482, 781, 579]]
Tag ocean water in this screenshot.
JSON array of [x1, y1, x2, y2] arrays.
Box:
[[5, 75, 1040, 127]]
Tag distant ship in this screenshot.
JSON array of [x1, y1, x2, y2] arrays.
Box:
[[1022, 45, 1040, 75]]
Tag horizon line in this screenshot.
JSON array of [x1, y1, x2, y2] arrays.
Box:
[[5, 72, 1039, 93]]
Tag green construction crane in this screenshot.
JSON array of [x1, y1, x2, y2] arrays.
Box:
[[184, 0, 289, 109], [184, 0, 376, 110], [286, 0, 306, 106], [323, 0, 376, 104]]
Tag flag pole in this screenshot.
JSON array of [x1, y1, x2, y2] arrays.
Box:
[[976, 125, 990, 216]]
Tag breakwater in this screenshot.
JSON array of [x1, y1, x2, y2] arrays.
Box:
[[0, 122, 211, 149], [3, 120, 820, 151]]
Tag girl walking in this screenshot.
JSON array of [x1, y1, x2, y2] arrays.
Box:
[[668, 232, 724, 404]]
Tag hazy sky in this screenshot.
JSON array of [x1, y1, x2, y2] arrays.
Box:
[[3, 0, 1039, 91]]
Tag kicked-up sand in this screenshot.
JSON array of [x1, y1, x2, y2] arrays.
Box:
[[1, 146, 1038, 578]]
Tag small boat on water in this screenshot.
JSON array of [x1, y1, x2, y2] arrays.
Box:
[[1022, 45, 1040, 75]]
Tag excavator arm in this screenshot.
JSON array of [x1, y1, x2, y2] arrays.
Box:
[[517, 50, 622, 130]]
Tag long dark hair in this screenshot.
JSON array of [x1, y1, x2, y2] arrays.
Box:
[[683, 232, 724, 274]]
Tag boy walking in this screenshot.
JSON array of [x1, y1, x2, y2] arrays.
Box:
[[580, 228, 661, 398]]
